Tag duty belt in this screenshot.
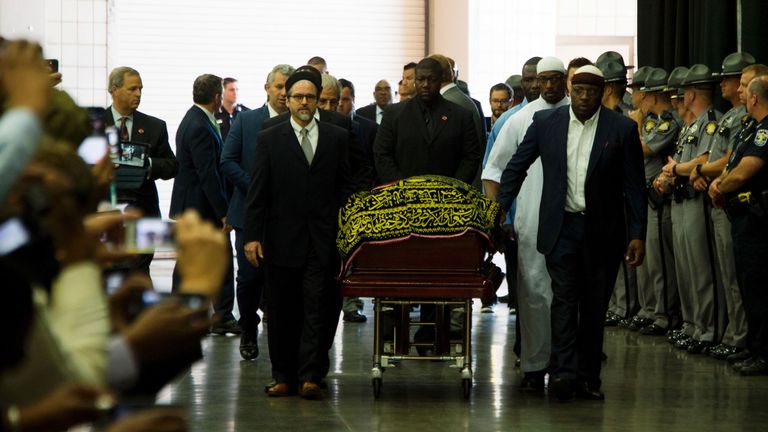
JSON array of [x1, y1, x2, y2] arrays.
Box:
[[725, 190, 767, 220], [672, 178, 698, 202]]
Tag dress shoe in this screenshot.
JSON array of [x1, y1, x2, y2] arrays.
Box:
[[727, 348, 753, 364], [519, 371, 545, 392], [343, 311, 367, 323], [687, 340, 713, 354], [548, 377, 575, 402], [674, 336, 693, 350], [640, 324, 667, 336], [604, 312, 621, 327], [239, 330, 259, 360], [480, 305, 494, 313], [575, 383, 605, 401], [267, 383, 296, 397], [710, 345, 742, 360], [628, 316, 653, 331], [210, 319, 242, 335], [264, 380, 277, 393], [738, 357, 768, 376], [299, 382, 322, 399]]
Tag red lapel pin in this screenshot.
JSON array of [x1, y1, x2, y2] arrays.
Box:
[[441, 115, 448, 121]]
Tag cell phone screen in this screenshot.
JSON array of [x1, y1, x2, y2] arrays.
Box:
[[0, 218, 30, 256], [124, 218, 175, 252], [78, 135, 109, 164]]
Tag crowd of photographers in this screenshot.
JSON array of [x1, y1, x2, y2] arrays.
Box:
[[0, 38, 230, 432]]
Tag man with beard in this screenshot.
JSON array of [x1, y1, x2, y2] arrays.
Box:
[[497, 65, 646, 400], [488, 83, 512, 128], [482, 57, 570, 392]]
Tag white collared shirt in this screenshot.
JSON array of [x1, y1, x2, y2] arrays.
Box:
[[111, 105, 133, 141], [290, 116, 318, 154], [375, 105, 384, 124], [195, 104, 219, 128], [439, 82, 457, 95], [267, 102, 280, 118], [565, 106, 601, 212]]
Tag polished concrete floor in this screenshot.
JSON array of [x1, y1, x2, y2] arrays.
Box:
[[149, 258, 768, 432]]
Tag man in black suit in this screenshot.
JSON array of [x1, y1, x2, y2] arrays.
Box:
[[170, 74, 239, 335], [106, 66, 178, 276], [373, 57, 481, 185], [356, 79, 392, 124], [498, 66, 647, 401], [243, 68, 355, 399]]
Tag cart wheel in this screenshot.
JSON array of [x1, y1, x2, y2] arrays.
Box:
[[373, 378, 382, 398], [462, 378, 471, 399]]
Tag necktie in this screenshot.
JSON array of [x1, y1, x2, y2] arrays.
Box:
[[300, 128, 314, 164], [119, 116, 129, 142], [423, 107, 433, 139]]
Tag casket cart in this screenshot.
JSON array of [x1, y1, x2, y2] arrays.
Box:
[[336, 176, 500, 399]]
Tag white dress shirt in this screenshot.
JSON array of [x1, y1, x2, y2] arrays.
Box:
[[111, 105, 133, 141], [290, 116, 318, 154], [565, 106, 601, 212], [375, 105, 384, 124], [267, 102, 280, 118]]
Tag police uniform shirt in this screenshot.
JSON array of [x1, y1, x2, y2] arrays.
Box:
[[727, 116, 768, 194], [643, 110, 681, 181], [678, 108, 722, 164], [215, 103, 250, 140], [708, 105, 747, 162]]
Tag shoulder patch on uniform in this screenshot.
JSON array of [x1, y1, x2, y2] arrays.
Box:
[[705, 121, 717, 136], [755, 129, 768, 147], [657, 121, 670, 133], [644, 119, 657, 133]]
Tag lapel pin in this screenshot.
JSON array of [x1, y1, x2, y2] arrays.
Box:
[[441, 115, 448, 121], [138, 128, 145, 134]]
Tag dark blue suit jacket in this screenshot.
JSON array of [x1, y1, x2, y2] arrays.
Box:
[[170, 105, 229, 223], [220, 105, 271, 228], [498, 105, 647, 256]]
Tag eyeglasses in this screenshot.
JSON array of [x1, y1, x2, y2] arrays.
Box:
[[571, 86, 600, 97], [289, 94, 317, 102]]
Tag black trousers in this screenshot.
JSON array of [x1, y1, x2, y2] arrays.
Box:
[[234, 229, 263, 334], [731, 212, 768, 359], [265, 248, 336, 385], [545, 213, 621, 389]]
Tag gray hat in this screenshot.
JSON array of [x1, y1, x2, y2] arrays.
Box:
[[505, 74, 522, 89], [598, 60, 627, 83], [715, 52, 756, 77], [640, 68, 669, 92], [665, 66, 689, 98], [596, 50, 634, 70], [628, 66, 653, 88], [285, 65, 323, 94], [681, 64, 718, 86]]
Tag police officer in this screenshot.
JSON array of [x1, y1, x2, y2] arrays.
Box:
[[631, 68, 682, 335], [690, 53, 756, 360], [661, 64, 722, 354], [215, 77, 250, 140], [604, 65, 651, 327], [709, 72, 768, 375]]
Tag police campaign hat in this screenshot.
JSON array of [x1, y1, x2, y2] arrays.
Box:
[[665, 66, 689, 98], [505, 74, 522, 89], [640, 68, 669, 92], [681, 64, 719, 86], [596, 50, 634, 70], [598, 60, 627, 83], [714, 52, 756, 77], [628, 66, 652, 88]]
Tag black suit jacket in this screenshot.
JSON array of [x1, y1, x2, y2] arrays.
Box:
[[355, 104, 378, 123], [373, 96, 482, 185], [352, 115, 379, 183], [498, 106, 647, 256], [243, 120, 354, 268], [170, 106, 229, 223], [106, 108, 178, 216], [262, 109, 373, 190]]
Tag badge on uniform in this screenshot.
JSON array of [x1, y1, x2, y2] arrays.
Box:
[[690, 124, 698, 134], [705, 121, 717, 136], [644, 120, 656, 133], [755, 129, 768, 147], [657, 121, 670, 133]]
